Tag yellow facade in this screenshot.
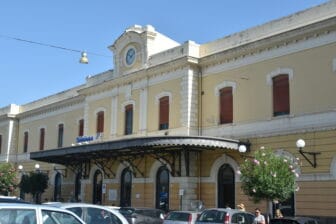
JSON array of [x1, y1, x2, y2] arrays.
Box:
[[1, 2, 336, 223]]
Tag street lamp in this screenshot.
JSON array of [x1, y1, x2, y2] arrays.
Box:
[[296, 139, 321, 168], [238, 145, 247, 153]]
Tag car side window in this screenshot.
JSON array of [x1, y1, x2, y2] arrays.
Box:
[[67, 207, 83, 218], [232, 213, 246, 224], [0, 209, 36, 224], [41, 210, 82, 224]]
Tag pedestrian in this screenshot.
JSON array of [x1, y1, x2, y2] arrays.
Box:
[[253, 208, 266, 224], [275, 209, 283, 218], [237, 203, 245, 211]]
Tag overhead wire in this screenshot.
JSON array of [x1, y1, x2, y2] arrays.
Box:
[[0, 34, 110, 58]]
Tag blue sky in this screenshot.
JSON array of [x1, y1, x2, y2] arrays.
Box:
[[0, 0, 328, 107]]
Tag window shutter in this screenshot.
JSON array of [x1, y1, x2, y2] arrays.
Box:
[[96, 111, 104, 133], [220, 87, 233, 124], [58, 124, 64, 148], [78, 119, 84, 137], [24, 132, 28, 153], [125, 105, 133, 135], [273, 74, 290, 116], [159, 96, 169, 130], [39, 128, 45, 150]]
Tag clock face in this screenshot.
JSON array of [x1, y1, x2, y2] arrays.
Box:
[[126, 48, 136, 65]]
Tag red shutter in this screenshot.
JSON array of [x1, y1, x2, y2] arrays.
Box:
[[96, 111, 104, 133], [220, 87, 233, 124], [78, 119, 84, 136], [159, 96, 169, 129], [39, 128, 45, 150], [273, 74, 290, 116]]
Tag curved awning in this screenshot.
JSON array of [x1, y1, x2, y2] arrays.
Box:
[[30, 135, 246, 177]]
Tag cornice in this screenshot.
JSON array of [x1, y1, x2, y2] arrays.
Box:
[[16, 95, 85, 120], [199, 17, 336, 68], [78, 56, 198, 96]]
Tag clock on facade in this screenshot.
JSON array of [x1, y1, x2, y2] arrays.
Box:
[[126, 48, 136, 65]]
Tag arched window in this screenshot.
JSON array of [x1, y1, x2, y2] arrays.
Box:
[[93, 170, 103, 204], [96, 111, 104, 133], [120, 168, 132, 207], [156, 166, 170, 212], [219, 87, 233, 124], [159, 96, 169, 130], [23, 132, 28, 153], [217, 164, 235, 208], [54, 172, 62, 201], [125, 104, 133, 135], [57, 124, 64, 148], [273, 74, 290, 116], [39, 128, 45, 151]]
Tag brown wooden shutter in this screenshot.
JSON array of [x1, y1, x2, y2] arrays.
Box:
[[39, 128, 45, 150], [273, 74, 290, 116], [78, 119, 84, 136], [125, 105, 133, 135], [24, 132, 28, 153], [96, 111, 104, 133], [220, 87, 233, 124], [159, 96, 169, 130]]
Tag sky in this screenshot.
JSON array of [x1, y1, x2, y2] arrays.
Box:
[[0, 0, 329, 108]]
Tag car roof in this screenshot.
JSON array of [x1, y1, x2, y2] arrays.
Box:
[[0, 203, 75, 212], [45, 202, 114, 209]]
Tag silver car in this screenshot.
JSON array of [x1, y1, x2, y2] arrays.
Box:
[[46, 202, 129, 224], [164, 211, 200, 224], [0, 203, 85, 224], [196, 208, 255, 224]]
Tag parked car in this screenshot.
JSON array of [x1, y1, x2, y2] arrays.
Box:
[[270, 217, 319, 224], [0, 196, 30, 204], [119, 207, 165, 224], [164, 210, 200, 224], [0, 203, 85, 224], [195, 208, 255, 224], [45, 202, 129, 224]]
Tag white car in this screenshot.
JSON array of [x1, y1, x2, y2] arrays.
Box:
[[45, 202, 129, 224], [164, 211, 200, 224], [0, 203, 85, 224]]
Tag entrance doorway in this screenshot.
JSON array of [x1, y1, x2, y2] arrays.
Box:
[[217, 164, 235, 208]]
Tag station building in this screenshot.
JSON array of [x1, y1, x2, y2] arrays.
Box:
[[1, 1, 336, 222]]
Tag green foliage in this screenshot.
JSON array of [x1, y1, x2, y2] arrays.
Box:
[[0, 163, 18, 195], [239, 148, 299, 203], [19, 171, 49, 203]]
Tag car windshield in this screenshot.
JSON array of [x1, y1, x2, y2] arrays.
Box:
[[197, 210, 226, 222], [166, 212, 190, 221]]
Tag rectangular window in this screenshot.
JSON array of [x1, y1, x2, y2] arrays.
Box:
[[78, 119, 84, 137], [57, 124, 64, 148], [23, 132, 28, 153], [39, 128, 45, 150], [273, 74, 290, 116], [96, 111, 104, 133], [219, 87, 233, 124], [159, 96, 169, 130], [0, 135, 2, 154], [125, 105, 133, 135]]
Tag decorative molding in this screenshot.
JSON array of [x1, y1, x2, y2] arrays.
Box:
[[266, 68, 294, 86], [155, 92, 172, 104], [214, 81, 237, 96]]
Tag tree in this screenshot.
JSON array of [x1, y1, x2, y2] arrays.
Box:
[[0, 163, 18, 195], [19, 171, 49, 203], [239, 148, 300, 204]]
